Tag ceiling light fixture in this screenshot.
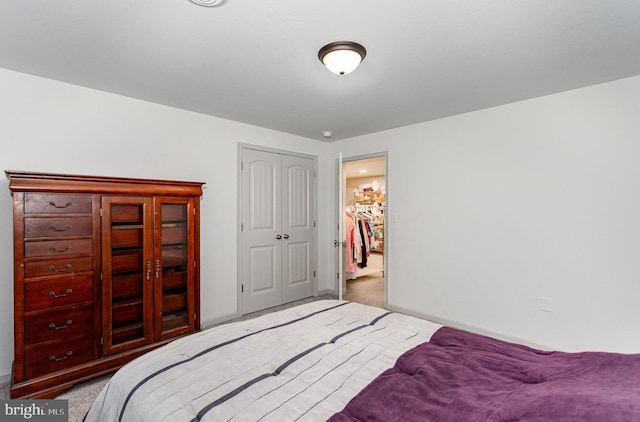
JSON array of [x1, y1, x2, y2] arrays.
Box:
[[318, 41, 366, 75], [188, 0, 227, 7]]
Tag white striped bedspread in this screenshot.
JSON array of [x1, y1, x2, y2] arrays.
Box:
[[85, 300, 442, 422]]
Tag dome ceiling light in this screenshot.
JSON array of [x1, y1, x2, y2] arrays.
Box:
[[318, 41, 367, 75], [188, 0, 227, 7]]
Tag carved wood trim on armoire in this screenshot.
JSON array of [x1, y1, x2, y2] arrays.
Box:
[[6, 171, 204, 399]]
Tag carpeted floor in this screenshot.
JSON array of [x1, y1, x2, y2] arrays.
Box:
[[59, 374, 112, 422], [344, 274, 385, 308], [344, 251, 385, 308], [0, 373, 111, 422]]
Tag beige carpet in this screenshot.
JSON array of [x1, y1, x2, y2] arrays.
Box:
[[344, 251, 385, 308], [344, 274, 385, 308], [353, 251, 384, 278], [0, 374, 110, 422], [58, 375, 112, 422]]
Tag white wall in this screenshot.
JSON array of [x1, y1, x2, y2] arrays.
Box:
[[331, 75, 640, 353], [3, 68, 639, 384], [0, 68, 334, 381]]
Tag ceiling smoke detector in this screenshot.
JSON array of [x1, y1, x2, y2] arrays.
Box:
[[188, 0, 227, 7]]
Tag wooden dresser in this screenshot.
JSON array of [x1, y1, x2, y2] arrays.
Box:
[[6, 171, 204, 399]]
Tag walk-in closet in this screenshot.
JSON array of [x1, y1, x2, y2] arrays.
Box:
[[343, 157, 385, 308]]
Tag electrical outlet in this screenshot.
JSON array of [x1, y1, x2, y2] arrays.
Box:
[[540, 296, 552, 312]]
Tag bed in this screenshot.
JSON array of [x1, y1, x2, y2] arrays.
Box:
[[85, 300, 640, 421]]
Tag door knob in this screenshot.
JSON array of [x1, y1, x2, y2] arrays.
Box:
[[283, 234, 289, 239], [276, 234, 282, 239]]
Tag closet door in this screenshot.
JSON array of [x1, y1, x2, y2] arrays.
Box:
[[281, 154, 315, 303], [241, 149, 283, 313], [241, 149, 316, 314]]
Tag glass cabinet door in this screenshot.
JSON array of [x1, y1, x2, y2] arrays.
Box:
[[101, 197, 154, 355], [155, 198, 195, 339]]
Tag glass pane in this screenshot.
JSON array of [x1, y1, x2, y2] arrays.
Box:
[[110, 204, 146, 346], [161, 203, 189, 332]]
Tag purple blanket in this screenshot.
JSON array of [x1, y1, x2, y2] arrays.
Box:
[[330, 327, 640, 421]]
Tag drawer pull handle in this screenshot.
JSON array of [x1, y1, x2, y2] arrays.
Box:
[[49, 245, 72, 253], [49, 351, 73, 361], [48, 224, 72, 232], [49, 264, 72, 273], [49, 201, 73, 209], [48, 320, 72, 330], [49, 288, 72, 298]]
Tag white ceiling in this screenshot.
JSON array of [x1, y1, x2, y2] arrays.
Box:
[[344, 157, 385, 179], [1, 1, 639, 142]]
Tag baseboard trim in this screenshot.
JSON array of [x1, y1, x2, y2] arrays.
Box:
[[200, 311, 241, 330], [386, 303, 560, 352], [316, 288, 335, 296], [202, 293, 337, 330]]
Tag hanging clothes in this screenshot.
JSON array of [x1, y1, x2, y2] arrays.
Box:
[[345, 208, 380, 278], [357, 216, 368, 268], [344, 213, 358, 276]]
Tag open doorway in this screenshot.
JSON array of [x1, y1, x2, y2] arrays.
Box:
[[343, 156, 386, 308]]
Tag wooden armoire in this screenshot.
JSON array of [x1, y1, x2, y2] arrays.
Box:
[[6, 171, 204, 399]]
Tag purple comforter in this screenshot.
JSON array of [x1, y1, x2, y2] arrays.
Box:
[[330, 327, 640, 421]]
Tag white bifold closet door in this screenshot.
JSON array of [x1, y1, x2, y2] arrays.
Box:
[[241, 148, 315, 314]]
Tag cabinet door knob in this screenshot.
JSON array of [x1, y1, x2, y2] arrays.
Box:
[[276, 234, 282, 239], [283, 234, 289, 239]]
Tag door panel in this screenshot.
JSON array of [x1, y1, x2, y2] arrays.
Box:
[[336, 154, 344, 300], [286, 241, 309, 285], [242, 149, 282, 313], [156, 197, 196, 340], [101, 196, 154, 355], [249, 245, 277, 292], [282, 155, 314, 303]]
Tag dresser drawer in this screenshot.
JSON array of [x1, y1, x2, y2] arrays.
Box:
[[25, 275, 93, 311], [24, 217, 92, 238], [24, 256, 93, 278], [25, 305, 94, 345], [25, 238, 93, 258], [25, 336, 94, 379], [24, 193, 92, 215]]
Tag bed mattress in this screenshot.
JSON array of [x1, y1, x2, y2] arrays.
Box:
[[86, 299, 640, 421], [85, 300, 442, 422]]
